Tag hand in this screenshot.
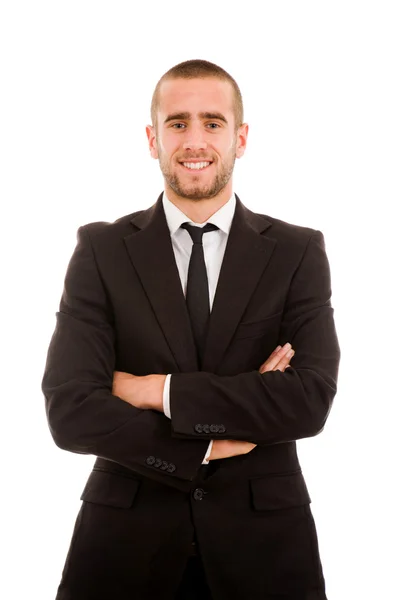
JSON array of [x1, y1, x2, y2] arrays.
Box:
[[208, 439, 256, 461], [112, 371, 166, 412], [208, 343, 295, 461], [258, 342, 295, 374]]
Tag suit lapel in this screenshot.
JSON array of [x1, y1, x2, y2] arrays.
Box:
[[202, 196, 276, 372], [124, 194, 199, 373], [123, 193, 276, 374]]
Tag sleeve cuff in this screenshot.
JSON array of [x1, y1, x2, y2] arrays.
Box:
[[163, 373, 172, 419], [202, 440, 214, 464]]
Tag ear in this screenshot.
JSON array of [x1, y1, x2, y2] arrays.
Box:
[[235, 123, 249, 159], [146, 125, 159, 159]]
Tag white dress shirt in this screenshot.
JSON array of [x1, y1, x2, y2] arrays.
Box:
[[161, 191, 236, 464]]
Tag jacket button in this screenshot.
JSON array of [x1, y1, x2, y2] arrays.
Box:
[[154, 458, 162, 468], [160, 461, 169, 471], [202, 424, 210, 434], [218, 424, 226, 433], [210, 424, 219, 433], [167, 463, 176, 473], [146, 456, 156, 466], [193, 488, 206, 501], [194, 424, 203, 433]]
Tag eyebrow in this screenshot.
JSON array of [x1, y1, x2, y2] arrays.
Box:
[[163, 111, 228, 125]]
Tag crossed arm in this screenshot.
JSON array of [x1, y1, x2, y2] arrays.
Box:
[[112, 343, 295, 460], [112, 343, 295, 461]]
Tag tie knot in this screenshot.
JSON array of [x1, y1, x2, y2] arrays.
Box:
[[181, 222, 219, 244]]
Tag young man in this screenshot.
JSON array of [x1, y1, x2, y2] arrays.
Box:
[[42, 59, 340, 600]]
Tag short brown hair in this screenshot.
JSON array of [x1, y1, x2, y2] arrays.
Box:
[[150, 59, 244, 130]]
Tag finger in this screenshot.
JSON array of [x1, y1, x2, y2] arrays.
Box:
[[274, 349, 295, 372], [259, 343, 292, 372], [261, 348, 294, 373], [260, 343, 291, 371]]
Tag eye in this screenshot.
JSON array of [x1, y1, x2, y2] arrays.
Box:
[[171, 123, 186, 129], [206, 122, 220, 129]]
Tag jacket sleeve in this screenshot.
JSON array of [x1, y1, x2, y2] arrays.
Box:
[[169, 231, 341, 445], [41, 225, 210, 492]]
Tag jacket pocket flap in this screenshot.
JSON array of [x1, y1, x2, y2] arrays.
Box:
[[80, 469, 140, 509], [250, 471, 311, 511], [235, 311, 282, 340]]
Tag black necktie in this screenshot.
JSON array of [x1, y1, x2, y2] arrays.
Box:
[[180, 222, 219, 366]]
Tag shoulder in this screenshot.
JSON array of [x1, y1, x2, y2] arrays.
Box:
[[251, 210, 324, 255], [261, 212, 319, 239], [77, 209, 145, 244], [239, 197, 321, 245]]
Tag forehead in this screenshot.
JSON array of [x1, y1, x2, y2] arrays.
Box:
[[157, 77, 235, 120]]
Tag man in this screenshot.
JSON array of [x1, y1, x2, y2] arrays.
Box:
[[42, 59, 340, 600]]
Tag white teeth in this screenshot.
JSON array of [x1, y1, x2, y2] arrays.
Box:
[[182, 161, 211, 170]]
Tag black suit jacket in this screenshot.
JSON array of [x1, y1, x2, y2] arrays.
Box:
[[42, 193, 340, 599]]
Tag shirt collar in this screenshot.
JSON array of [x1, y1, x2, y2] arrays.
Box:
[[162, 191, 236, 236]]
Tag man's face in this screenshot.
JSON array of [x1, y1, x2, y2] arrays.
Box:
[[147, 77, 248, 201]]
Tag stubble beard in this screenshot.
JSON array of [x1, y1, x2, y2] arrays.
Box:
[[158, 149, 236, 201]]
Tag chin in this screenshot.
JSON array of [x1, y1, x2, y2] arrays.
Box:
[[182, 189, 221, 201]]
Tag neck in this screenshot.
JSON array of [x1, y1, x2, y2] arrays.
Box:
[[165, 184, 233, 224]]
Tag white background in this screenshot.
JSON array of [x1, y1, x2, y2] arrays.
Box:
[[1, 1, 399, 598]]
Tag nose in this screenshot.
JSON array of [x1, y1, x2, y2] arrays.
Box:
[[182, 139, 207, 151], [182, 125, 207, 151]]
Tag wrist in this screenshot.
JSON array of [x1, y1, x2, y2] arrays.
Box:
[[149, 374, 166, 412]]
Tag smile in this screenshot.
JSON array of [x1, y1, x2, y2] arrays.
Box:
[[181, 161, 212, 170]]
